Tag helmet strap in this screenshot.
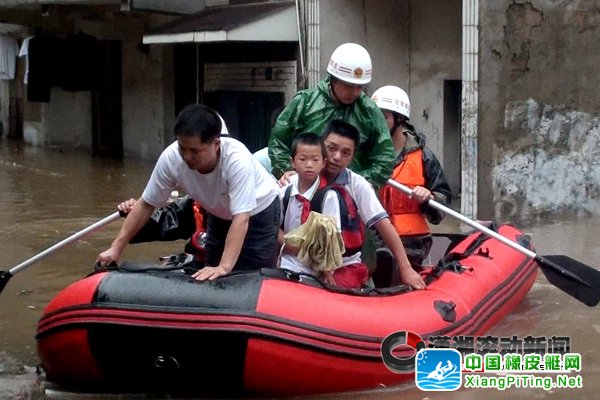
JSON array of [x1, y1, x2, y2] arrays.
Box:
[[390, 113, 406, 136], [329, 76, 343, 104]]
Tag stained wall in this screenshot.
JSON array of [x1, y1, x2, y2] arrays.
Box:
[[480, 0, 600, 221]]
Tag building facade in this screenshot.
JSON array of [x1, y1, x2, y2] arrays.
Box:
[[0, 0, 597, 221]]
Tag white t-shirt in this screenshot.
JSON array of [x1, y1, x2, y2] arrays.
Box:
[[0, 35, 19, 80], [18, 36, 32, 84], [143, 137, 279, 220], [334, 168, 389, 229]]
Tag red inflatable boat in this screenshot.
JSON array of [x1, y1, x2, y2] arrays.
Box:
[[36, 224, 537, 396]]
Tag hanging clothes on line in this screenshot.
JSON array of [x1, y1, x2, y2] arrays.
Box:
[[0, 34, 19, 80], [18, 36, 33, 84]]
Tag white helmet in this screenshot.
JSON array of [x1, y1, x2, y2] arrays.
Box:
[[371, 85, 411, 119], [326, 43, 372, 85]]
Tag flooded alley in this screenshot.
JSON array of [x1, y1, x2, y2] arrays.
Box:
[[0, 139, 599, 400]]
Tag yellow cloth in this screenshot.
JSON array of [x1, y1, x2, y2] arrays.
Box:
[[283, 211, 345, 272]]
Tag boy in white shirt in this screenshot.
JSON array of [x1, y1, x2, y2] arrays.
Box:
[[278, 133, 337, 276], [97, 104, 280, 281]]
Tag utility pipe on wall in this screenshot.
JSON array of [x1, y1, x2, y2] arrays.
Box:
[[461, 0, 479, 218], [305, 0, 319, 88], [295, 0, 306, 87]]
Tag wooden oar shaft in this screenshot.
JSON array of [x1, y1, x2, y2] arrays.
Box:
[[386, 180, 537, 259], [9, 211, 122, 276]]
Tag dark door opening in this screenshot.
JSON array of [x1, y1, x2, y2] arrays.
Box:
[[443, 80, 462, 198], [204, 90, 284, 153], [92, 40, 122, 158], [6, 56, 24, 140], [8, 82, 23, 140]]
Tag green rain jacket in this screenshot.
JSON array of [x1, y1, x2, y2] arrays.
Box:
[[268, 77, 395, 188]]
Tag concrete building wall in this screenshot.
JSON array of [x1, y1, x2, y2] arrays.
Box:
[[480, 0, 600, 221], [408, 0, 462, 192], [44, 90, 93, 148], [363, 0, 410, 92], [120, 18, 173, 160], [204, 61, 298, 104], [15, 10, 172, 160], [319, 0, 409, 92]]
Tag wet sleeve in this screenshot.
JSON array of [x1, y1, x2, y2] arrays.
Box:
[[361, 109, 395, 189], [141, 147, 178, 209], [320, 190, 342, 230], [421, 147, 452, 225], [227, 157, 258, 215], [268, 94, 306, 178]]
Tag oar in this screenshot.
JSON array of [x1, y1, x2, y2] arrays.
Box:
[[387, 179, 600, 307], [0, 211, 122, 295]]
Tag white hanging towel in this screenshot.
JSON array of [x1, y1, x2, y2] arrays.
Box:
[[0, 35, 19, 80], [18, 36, 32, 84]]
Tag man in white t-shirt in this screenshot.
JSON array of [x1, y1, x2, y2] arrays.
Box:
[[97, 104, 281, 281]]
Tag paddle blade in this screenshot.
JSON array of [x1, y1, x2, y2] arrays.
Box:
[[0, 271, 13, 295], [538, 255, 600, 307]]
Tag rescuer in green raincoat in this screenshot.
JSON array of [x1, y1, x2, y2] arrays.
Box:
[[268, 43, 394, 189]]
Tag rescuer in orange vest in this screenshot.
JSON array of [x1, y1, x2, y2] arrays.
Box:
[[370, 85, 452, 287]]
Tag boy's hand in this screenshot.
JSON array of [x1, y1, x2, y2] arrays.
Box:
[[283, 242, 301, 257], [322, 271, 336, 285]]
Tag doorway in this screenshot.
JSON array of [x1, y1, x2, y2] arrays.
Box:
[[204, 90, 284, 153], [443, 80, 462, 197], [92, 40, 122, 158]]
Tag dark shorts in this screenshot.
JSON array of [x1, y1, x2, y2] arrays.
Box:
[[205, 197, 281, 271], [372, 233, 433, 288], [374, 233, 433, 269], [399, 235, 433, 268]]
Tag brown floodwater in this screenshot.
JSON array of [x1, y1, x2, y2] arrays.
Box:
[[0, 139, 598, 399]]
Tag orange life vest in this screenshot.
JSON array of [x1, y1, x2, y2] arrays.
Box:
[[193, 202, 204, 232], [380, 149, 430, 236], [186, 202, 206, 262]]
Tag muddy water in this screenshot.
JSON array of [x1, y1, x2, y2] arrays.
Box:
[[1, 139, 599, 399]]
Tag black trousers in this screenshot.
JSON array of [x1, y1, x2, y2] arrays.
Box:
[[205, 197, 280, 271]]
